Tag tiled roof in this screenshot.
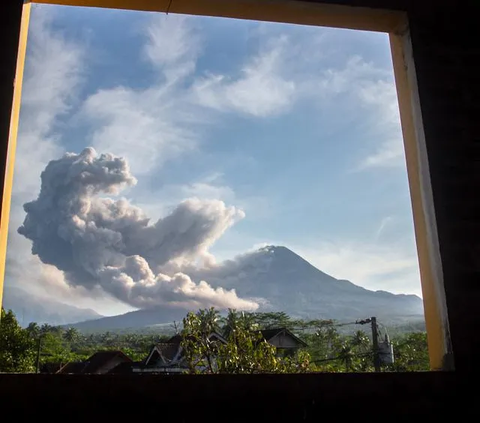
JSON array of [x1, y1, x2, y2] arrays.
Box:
[[108, 361, 137, 374], [260, 328, 308, 347], [81, 350, 132, 374], [56, 361, 87, 374]]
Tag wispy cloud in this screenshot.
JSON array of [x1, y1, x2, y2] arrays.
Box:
[[143, 14, 200, 83], [375, 216, 394, 241], [5, 7, 131, 314], [132, 174, 236, 223], [81, 85, 200, 175], [81, 15, 207, 175], [14, 8, 84, 198], [355, 78, 405, 170], [295, 240, 420, 296], [8, 10, 419, 314], [192, 36, 296, 117]]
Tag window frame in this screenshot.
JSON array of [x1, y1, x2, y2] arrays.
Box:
[[0, 0, 453, 371]]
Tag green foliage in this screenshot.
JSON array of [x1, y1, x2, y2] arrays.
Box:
[[302, 324, 374, 372], [1, 306, 429, 374], [0, 308, 36, 372], [387, 332, 429, 372], [181, 308, 222, 373], [181, 308, 311, 374]]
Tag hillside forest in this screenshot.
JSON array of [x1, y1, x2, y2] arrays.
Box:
[[0, 307, 429, 373]]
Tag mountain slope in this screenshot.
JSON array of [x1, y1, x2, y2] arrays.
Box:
[[71, 245, 423, 330], [2, 286, 102, 326], [203, 246, 422, 321]]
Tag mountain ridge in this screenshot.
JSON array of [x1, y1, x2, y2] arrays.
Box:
[[70, 245, 423, 330], [2, 286, 102, 326]]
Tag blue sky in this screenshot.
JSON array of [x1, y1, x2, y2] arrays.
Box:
[[5, 4, 421, 315]]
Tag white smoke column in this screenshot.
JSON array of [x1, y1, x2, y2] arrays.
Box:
[[18, 148, 258, 311]]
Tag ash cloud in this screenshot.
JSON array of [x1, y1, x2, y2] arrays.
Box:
[[18, 148, 258, 311]]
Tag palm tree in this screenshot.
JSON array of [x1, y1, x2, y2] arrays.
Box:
[[338, 342, 354, 371], [198, 307, 220, 336], [351, 330, 370, 351], [40, 323, 54, 335], [223, 309, 257, 339], [63, 327, 79, 344], [26, 322, 40, 338]]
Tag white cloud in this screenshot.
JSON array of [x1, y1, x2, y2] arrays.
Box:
[[192, 35, 296, 117], [8, 11, 419, 315], [14, 8, 84, 198], [131, 173, 236, 222], [359, 138, 405, 169], [81, 14, 209, 175], [315, 55, 390, 95], [81, 85, 200, 175], [286, 53, 405, 170], [5, 7, 131, 314], [296, 241, 421, 296], [375, 216, 394, 240], [356, 78, 405, 169], [144, 14, 200, 83]]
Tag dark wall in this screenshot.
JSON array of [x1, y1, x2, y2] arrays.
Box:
[[0, 0, 478, 419], [406, 2, 479, 373]]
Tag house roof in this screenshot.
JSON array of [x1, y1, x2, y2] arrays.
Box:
[[260, 328, 308, 347], [167, 334, 182, 345], [144, 343, 189, 369], [40, 362, 64, 374], [144, 333, 227, 369], [82, 350, 132, 374], [107, 361, 139, 374], [56, 361, 87, 374], [167, 331, 227, 345], [144, 343, 181, 366]]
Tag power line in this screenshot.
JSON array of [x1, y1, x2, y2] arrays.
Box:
[[287, 320, 370, 331], [334, 321, 358, 327], [312, 351, 373, 364]]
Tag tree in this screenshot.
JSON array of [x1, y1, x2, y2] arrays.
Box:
[[252, 311, 292, 329], [388, 332, 429, 372], [40, 331, 72, 364], [181, 308, 222, 373], [63, 327, 80, 344], [182, 308, 311, 374], [26, 322, 40, 338], [39, 323, 55, 334], [0, 308, 35, 372]]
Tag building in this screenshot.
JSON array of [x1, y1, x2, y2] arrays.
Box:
[[127, 329, 307, 374], [131, 332, 227, 374], [260, 328, 308, 357], [1, 1, 476, 418], [57, 350, 132, 374]]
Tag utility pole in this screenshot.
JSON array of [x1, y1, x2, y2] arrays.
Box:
[[355, 317, 382, 371], [371, 317, 381, 372], [35, 336, 42, 374]]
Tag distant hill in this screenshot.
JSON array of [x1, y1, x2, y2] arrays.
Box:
[[71, 245, 424, 331], [2, 286, 102, 326]]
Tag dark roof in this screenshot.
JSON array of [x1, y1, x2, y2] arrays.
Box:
[[260, 328, 285, 340], [56, 361, 87, 374], [143, 343, 188, 370], [260, 328, 308, 347], [167, 332, 227, 345], [107, 361, 138, 374], [40, 362, 64, 374], [167, 334, 182, 345], [157, 343, 180, 361], [145, 343, 180, 366], [82, 350, 132, 374]]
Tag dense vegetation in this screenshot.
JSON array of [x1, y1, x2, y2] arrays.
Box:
[[0, 307, 429, 373]]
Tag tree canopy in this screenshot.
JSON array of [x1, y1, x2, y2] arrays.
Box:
[[0, 307, 429, 373]]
